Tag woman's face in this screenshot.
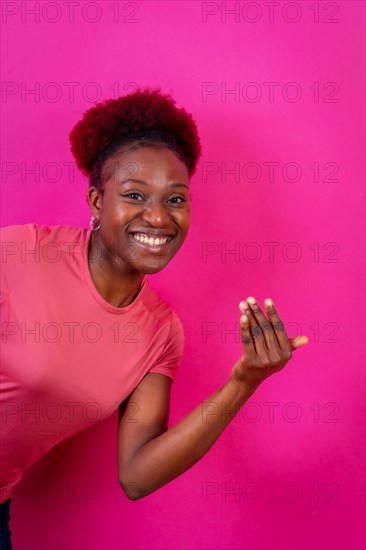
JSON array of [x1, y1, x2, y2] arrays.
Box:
[[88, 143, 191, 275]]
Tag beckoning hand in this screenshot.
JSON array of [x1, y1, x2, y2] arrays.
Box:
[[231, 297, 308, 390]]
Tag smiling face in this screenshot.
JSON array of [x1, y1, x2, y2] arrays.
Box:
[[88, 142, 191, 275]]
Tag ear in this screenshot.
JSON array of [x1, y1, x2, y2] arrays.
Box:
[[87, 186, 103, 217]]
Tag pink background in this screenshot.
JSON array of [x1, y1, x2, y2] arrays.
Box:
[[1, 1, 365, 549]]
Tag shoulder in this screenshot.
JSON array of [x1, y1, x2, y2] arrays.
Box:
[[0, 223, 86, 245], [169, 311, 184, 340], [0, 222, 38, 245], [0, 223, 87, 293]]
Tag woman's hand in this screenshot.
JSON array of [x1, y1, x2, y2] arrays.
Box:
[[230, 297, 308, 391]]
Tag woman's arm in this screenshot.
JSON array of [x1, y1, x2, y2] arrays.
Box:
[[117, 297, 308, 500], [118, 370, 257, 500]]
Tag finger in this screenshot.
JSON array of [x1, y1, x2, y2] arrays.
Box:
[[263, 298, 292, 353], [289, 335, 309, 350], [238, 313, 257, 359], [246, 296, 280, 351], [239, 300, 268, 358]]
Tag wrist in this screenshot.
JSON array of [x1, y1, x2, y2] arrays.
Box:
[[226, 374, 260, 405]]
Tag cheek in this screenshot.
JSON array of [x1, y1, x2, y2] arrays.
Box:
[[174, 210, 190, 229], [104, 200, 132, 222], [181, 209, 191, 227]]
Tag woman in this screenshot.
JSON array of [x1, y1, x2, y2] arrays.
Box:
[[0, 87, 308, 548]]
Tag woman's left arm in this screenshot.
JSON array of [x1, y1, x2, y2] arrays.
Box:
[[117, 298, 308, 500]]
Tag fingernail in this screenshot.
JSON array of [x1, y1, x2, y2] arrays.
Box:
[[264, 298, 273, 307], [247, 296, 256, 304], [239, 301, 249, 311]]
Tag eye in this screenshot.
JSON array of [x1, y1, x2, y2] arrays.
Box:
[[121, 193, 188, 205], [168, 196, 186, 204], [123, 193, 143, 200]]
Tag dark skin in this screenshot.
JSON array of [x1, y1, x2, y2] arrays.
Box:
[[87, 142, 308, 500], [87, 142, 191, 307]]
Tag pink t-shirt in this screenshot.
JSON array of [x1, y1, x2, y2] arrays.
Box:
[[0, 223, 184, 503]]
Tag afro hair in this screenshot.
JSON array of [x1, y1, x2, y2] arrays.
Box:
[[69, 87, 202, 185]]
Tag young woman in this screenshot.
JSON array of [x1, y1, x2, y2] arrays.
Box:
[[0, 87, 308, 548]]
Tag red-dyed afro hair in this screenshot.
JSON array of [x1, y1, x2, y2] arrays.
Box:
[[69, 87, 202, 181]]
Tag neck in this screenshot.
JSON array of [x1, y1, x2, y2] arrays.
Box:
[[88, 230, 145, 308]]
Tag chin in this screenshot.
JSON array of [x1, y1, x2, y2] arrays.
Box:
[[139, 261, 171, 275], [130, 248, 181, 275]]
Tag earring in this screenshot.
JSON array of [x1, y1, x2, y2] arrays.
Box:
[[90, 215, 100, 231]]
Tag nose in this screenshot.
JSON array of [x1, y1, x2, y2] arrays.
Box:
[[141, 201, 171, 227]]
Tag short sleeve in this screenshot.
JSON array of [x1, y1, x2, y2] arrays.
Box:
[[148, 313, 185, 382], [0, 223, 38, 295]]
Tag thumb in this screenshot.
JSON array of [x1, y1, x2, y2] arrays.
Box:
[[289, 335, 309, 350]]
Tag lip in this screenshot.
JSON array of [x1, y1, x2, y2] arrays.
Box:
[[129, 233, 174, 253]]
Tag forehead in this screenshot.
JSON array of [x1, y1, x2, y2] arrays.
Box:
[[103, 143, 189, 184]]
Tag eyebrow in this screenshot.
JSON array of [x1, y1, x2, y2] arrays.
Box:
[[119, 178, 189, 189]]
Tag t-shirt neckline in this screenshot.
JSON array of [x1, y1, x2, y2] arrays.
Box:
[[81, 228, 148, 314]]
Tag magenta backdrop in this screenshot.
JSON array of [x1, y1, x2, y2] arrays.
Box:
[[1, 1, 365, 549]]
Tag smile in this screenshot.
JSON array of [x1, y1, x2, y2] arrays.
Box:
[[130, 232, 174, 248]]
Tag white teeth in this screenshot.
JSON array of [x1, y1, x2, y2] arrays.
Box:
[[132, 233, 170, 246]]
